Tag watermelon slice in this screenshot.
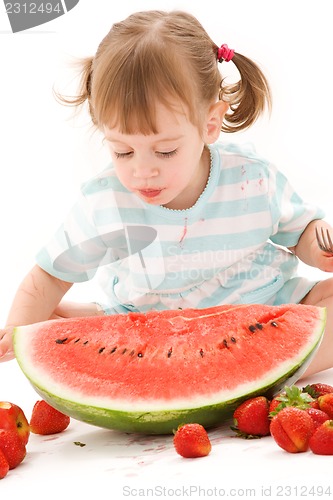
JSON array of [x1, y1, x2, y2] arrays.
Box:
[[13, 304, 325, 434]]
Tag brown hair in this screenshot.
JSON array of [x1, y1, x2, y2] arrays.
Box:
[[59, 10, 271, 134]]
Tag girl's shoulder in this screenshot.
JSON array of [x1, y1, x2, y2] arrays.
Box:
[[211, 141, 273, 184], [213, 141, 270, 167]]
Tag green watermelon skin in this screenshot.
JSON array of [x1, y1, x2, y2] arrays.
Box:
[[13, 304, 326, 434], [26, 360, 317, 434]]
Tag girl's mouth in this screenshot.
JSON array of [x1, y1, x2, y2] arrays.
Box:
[[138, 189, 163, 198]]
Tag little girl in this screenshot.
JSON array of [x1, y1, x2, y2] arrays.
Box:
[[1, 10, 333, 376]]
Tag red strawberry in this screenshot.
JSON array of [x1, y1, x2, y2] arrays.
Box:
[[303, 383, 333, 398], [30, 400, 70, 435], [232, 396, 270, 437], [309, 420, 333, 455], [0, 401, 30, 446], [173, 423, 211, 458], [270, 407, 315, 453], [306, 408, 329, 429], [268, 398, 280, 415], [317, 393, 333, 419], [0, 448, 9, 479], [0, 429, 26, 469], [309, 399, 320, 410]]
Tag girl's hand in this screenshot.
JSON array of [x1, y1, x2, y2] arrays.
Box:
[[306, 224, 333, 273], [0, 327, 15, 362], [312, 247, 333, 273], [292, 220, 333, 273]]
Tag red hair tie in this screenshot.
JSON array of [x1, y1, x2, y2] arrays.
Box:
[[217, 44, 235, 63]]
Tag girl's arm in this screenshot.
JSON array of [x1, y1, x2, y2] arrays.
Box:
[[289, 219, 333, 272], [0, 264, 73, 361]]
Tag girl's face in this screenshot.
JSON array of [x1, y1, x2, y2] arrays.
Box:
[[103, 101, 226, 210]]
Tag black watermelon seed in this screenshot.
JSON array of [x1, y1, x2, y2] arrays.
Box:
[[230, 337, 237, 343], [98, 347, 105, 354], [122, 348, 127, 354], [74, 338, 80, 343], [83, 341, 89, 345], [167, 348, 173, 358], [137, 352, 143, 358], [223, 339, 228, 348], [110, 347, 117, 354], [271, 321, 278, 327], [256, 323, 263, 330], [199, 349, 204, 357], [55, 338, 68, 344], [248, 325, 257, 333]]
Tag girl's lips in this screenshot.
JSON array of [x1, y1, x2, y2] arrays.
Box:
[[138, 189, 163, 198]]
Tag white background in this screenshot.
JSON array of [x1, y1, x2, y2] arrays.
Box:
[[1, 0, 333, 496]]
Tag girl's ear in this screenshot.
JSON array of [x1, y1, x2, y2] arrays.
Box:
[[203, 101, 229, 144]]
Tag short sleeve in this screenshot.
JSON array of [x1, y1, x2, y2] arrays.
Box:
[[36, 191, 101, 282], [36, 186, 124, 283], [269, 164, 325, 247]]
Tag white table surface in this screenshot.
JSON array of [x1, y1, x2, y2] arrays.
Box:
[[1, 359, 333, 499]]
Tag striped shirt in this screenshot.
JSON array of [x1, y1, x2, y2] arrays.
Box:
[[36, 142, 325, 313]]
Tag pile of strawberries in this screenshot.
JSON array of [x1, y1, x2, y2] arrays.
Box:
[[232, 382, 333, 454], [0, 399, 70, 479], [173, 382, 333, 458]]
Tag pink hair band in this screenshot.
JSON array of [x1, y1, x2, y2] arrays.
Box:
[[217, 44, 235, 63]]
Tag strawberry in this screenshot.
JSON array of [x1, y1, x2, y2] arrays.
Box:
[[317, 393, 333, 419], [309, 420, 333, 455], [232, 396, 270, 438], [269, 385, 314, 417], [268, 397, 281, 415], [270, 407, 315, 453], [0, 401, 30, 445], [302, 383, 333, 398], [0, 429, 26, 469], [30, 400, 70, 435], [0, 448, 9, 479], [173, 423, 211, 458], [309, 399, 320, 410], [306, 408, 329, 429]]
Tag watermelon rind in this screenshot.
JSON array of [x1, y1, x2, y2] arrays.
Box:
[[13, 306, 326, 434]]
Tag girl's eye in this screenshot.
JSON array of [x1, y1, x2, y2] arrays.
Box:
[[114, 151, 133, 159], [157, 149, 177, 158], [114, 149, 177, 159]]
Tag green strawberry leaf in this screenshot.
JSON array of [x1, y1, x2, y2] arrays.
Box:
[[230, 425, 262, 439], [302, 384, 319, 398], [269, 385, 313, 417]]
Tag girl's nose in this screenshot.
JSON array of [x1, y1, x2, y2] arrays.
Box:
[[132, 163, 159, 179]]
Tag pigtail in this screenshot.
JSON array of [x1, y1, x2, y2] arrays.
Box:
[[53, 57, 96, 125], [220, 52, 272, 133]]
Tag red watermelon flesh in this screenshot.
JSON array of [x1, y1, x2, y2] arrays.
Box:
[[13, 303, 325, 434]]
